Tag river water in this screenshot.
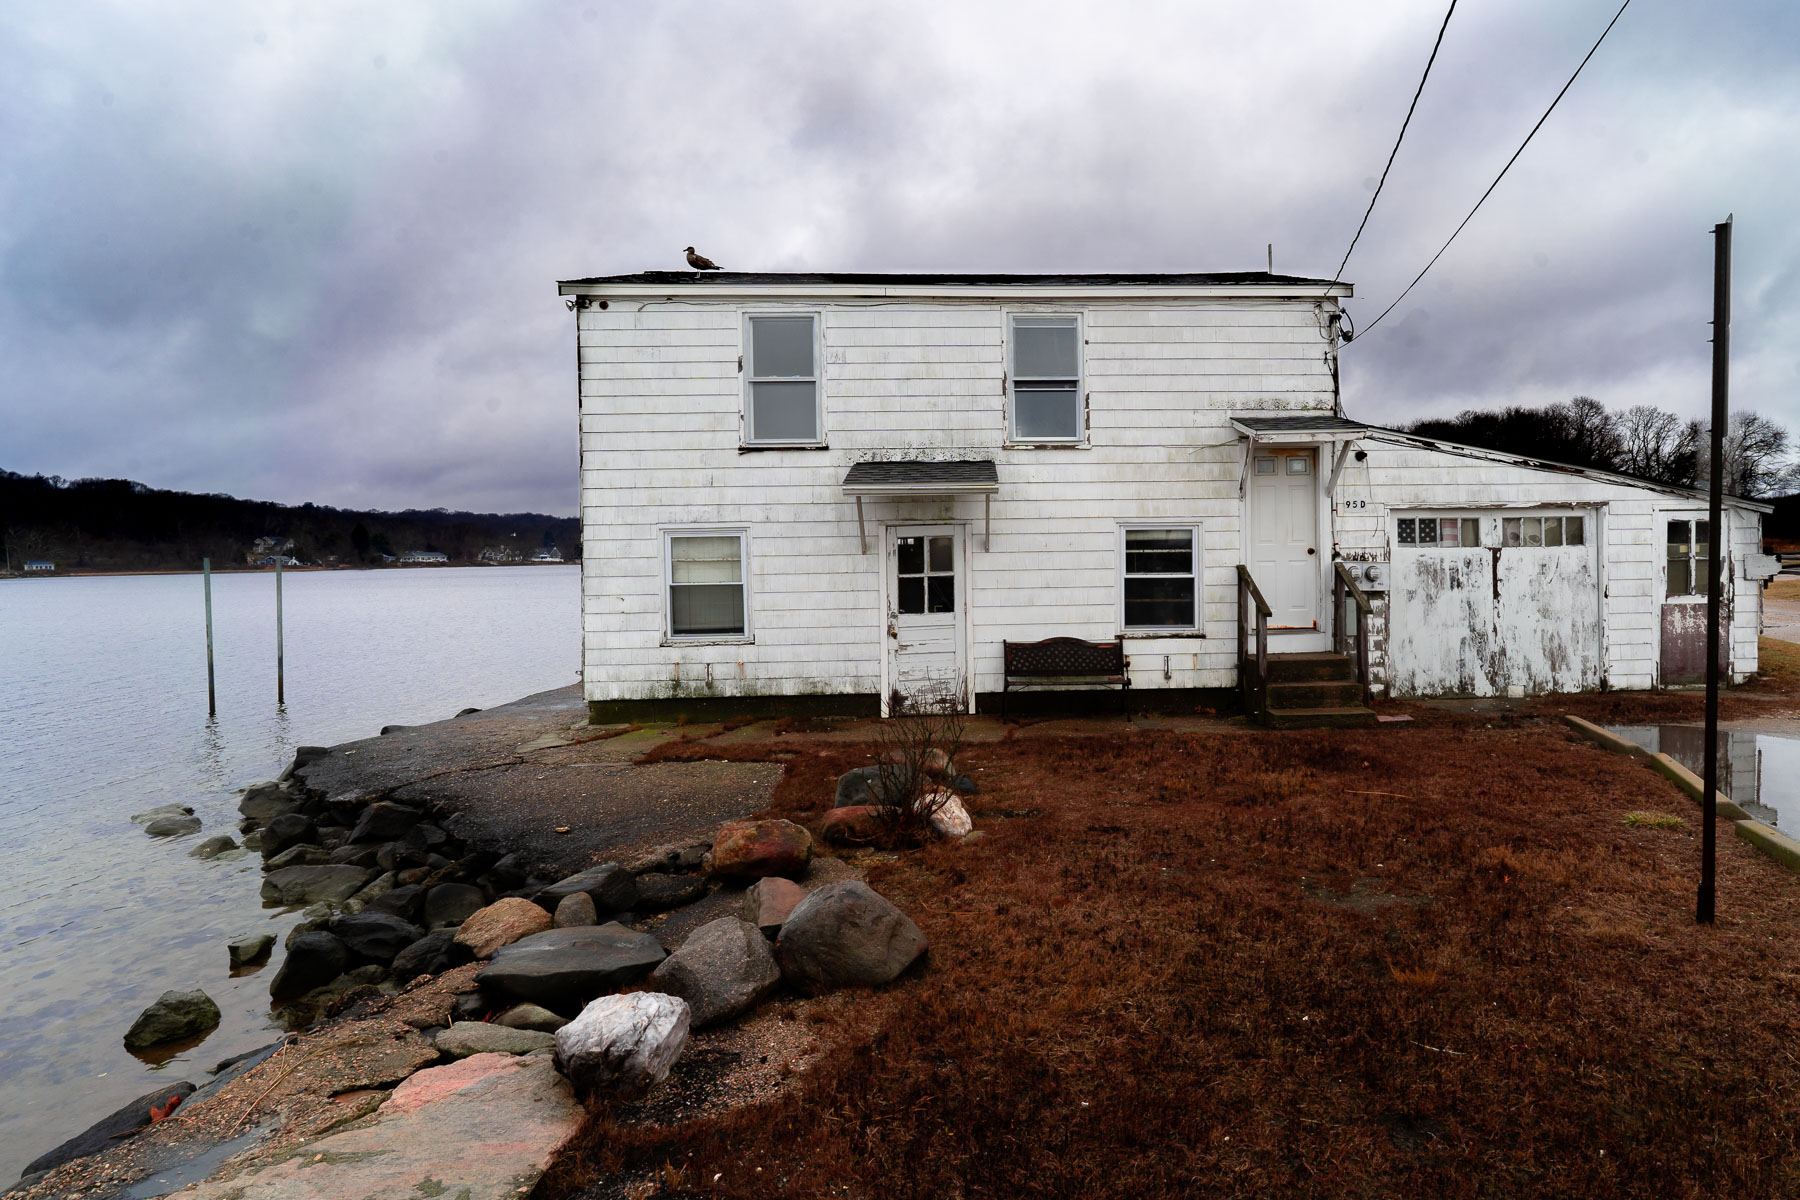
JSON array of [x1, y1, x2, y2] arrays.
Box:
[[0, 565, 579, 1181]]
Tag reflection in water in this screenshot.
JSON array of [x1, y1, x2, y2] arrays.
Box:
[[1605, 725, 1800, 831]]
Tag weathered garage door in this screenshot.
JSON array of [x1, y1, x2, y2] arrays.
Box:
[[1387, 510, 1602, 697]]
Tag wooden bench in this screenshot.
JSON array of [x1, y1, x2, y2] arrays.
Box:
[[1001, 637, 1131, 720]]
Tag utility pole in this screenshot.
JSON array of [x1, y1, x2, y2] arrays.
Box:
[[1698, 215, 1731, 926]]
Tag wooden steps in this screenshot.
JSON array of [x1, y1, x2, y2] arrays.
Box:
[[1257, 651, 1377, 728]]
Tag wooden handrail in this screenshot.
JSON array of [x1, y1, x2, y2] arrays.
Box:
[[1236, 564, 1272, 617], [1333, 561, 1372, 614]]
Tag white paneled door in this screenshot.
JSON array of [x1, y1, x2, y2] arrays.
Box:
[[886, 525, 966, 715], [1249, 449, 1321, 631]]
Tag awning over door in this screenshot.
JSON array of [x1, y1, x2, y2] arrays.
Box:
[[842, 459, 999, 552], [1229, 413, 1368, 497]]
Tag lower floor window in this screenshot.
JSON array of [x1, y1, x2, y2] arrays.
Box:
[[1122, 526, 1200, 630], [667, 532, 747, 638]]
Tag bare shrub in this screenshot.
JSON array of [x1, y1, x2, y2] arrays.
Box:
[[873, 681, 968, 844]]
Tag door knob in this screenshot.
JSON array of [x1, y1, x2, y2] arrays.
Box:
[[887, 624, 898, 639], [1307, 547, 1316, 555]]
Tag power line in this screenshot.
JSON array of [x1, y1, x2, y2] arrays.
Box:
[[1351, 0, 1635, 341], [1326, 0, 1459, 294]]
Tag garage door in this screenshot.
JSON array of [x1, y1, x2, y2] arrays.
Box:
[[1387, 510, 1602, 697]]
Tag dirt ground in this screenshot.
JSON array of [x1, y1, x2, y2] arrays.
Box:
[[541, 696, 1800, 1199]]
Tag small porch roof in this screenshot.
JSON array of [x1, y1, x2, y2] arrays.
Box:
[[1229, 414, 1369, 440], [842, 459, 998, 553]]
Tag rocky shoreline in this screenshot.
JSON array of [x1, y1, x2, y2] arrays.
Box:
[[11, 699, 959, 1199]]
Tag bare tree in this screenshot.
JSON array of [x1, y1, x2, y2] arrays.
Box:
[[1554, 396, 1625, 471], [1702, 411, 1800, 498], [1617, 405, 1699, 487]]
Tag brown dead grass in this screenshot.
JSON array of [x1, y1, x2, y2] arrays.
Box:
[[547, 724, 1800, 1200], [1532, 636, 1800, 725]]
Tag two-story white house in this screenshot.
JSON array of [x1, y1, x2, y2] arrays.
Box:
[[561, 270, 1770, 721]]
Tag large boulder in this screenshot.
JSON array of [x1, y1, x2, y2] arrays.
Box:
[[260, 812, 319, 858], [21, 1081, 197, 1177], [123, 989, 221, 1050], [329, 911, 423, 962], [708, 819, 813, 880], [131, 803, 195, 825], [238, 782, 297, 827], [145, 814, 202, 838], [189, 834, 239, 860], [742, 877, 808, 938], [270, 931, 350, 999], [775, 881, 927, 994], [262, 865, 376, 906], [351, 801, 424, 843], [434, 1021, 556, 1058], [264, 844, 332, 870], [455, 897, 553, 958], [819, 805, 888, 847], [533, 864, 638, 915], [553, 892, 597, 929], [553, 992, 690, 1099], [634, 872, 709, 911], [834, 765, 908, 808], [479, 923, 666, 1012], [391, 929, 466, 985], [917, 790, 974, 839], [424, 882, 486, 929], [650, 918, 781, 1028], [370, 883, 425, 922]]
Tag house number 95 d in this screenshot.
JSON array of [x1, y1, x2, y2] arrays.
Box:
[[1339, 499, 1368, 510]]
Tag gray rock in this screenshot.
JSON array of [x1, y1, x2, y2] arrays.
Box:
[[553, 892, 597, 929], [404, 823, 448, 854], [240, 828, 265, 853], [834, 764, 909, 808], [391, 929, 465, 984], [434, 1021, 556, 1057], [331, 843, 382, 867], [533, 863, 638, 915], [650, 917, 781, 1028], [634, 872, 710, 911], [261, 864, 375, 906], [424, 882, 486, 928], [625, 841, 714, 875], [282, 745, 330, 781], [261, 812, 319, 858], [21, 1081, 197, 1176], [189, 833, 239, 859], [123, 989, 220, 1050], [144, 814, 203, 837], [238, 782, 297, 826], [285, 902, 335, 948], [351, 800, 424, 844], [554, 992, 690, 1099], [478, 922, 667, 1012], [743, 876, 808, 938], [131, 802, 196, 825], [948, 773, 979, 794], [264, 843, 332, 870], [271, 931, 350, 998], [497, 1003, 569, 1033], [349, 870, 397, 908], [370, 883, 425, 921], [329, 911, 423, 962], [775, 880, 928, 994], [228, 933, 276, 968]]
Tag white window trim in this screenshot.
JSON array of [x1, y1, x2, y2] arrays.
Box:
[[662, 527, 754, 645], [1117, 523, 1204, 635], [741, 312, 825, 448], [1391, 509, 1591, 551], [1005, 311, 1087, 447]]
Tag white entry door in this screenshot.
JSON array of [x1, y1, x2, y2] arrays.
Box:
[[1249, 449, 1321, 631], [886, 525, 966, 714]]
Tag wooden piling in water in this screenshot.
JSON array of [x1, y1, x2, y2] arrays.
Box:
[[203, 557, 216, 717], [275, 556, 285, 706]]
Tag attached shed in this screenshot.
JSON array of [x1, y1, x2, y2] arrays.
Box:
[[1339, 430, 1771, 697]]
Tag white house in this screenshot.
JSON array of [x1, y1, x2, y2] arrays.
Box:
[[22, 559, 55, 573], [560, 270, 1769, 721], [400, 550, 449, 565]]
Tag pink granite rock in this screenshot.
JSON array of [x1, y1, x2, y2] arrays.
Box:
[[454, 897, 552, 959]]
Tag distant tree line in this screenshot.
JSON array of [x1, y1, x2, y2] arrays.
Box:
[[1404, 397, 1799, 499], [0, 470, 579, 573]]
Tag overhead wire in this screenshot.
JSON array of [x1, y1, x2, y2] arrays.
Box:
[[1325, 0, 1459, 297], [1351, 0, 1635, 341]]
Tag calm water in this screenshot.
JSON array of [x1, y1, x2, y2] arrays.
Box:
[[1607, 724, 1800, 831], [0, 565, 579, 1180]]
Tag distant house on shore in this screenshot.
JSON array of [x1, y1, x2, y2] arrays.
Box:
[[22, 560, 55, 573], [531, 548, 564, 563], [253, 555, 301, 568], [251, 536, 294, 556], [400, 550, 449, 565], [479, 545, 523, 564]]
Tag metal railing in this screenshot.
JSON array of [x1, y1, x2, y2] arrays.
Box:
[[1332, 561, 1373, 707], [1236, 564, 1271, 714]]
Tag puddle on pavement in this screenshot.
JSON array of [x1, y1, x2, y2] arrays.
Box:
[[1606, 725, 1800, 830]]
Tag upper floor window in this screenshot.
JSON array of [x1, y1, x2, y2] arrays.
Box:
[[1010, 315, 1082, 442], [745, 315, 820, 445]]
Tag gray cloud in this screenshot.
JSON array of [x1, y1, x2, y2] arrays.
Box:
[[1, 0, 1795, 515]]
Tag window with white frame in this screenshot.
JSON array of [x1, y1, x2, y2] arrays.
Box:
[[1501, 513, 1585, 549], [1666, 518, 1709, 596], [666, 531, 748, 639], [1120, 526, 1200, 631], [745, 315, 820, 444], [1010, 315, 1082, 442], [1395, 515, 1483, 548]]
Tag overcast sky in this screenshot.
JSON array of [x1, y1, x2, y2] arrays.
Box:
[[2, 1, 1794, 516]]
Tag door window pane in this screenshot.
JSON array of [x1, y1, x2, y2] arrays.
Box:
[[1396, 518, 1416, 545], [1503, 518, 1522, 547], [748, 381, 817, 441], [1014, 384, 1080, 440], [1255, 457, 1277, 475], [897, 536, 923, 575], [896, 533, 955, 617], [1286, 456, 1311, 475], [897, 576, 925, 614], [1544, 517, 1563, 547], [1522, 517, 1543, 547], [1417, 519, 1438, 546], [928, 536, 953, 573], [1462, 518, 1481, 546], [1564, 516, 1584, 545], [1439, 519, 1460, 546], [927, 576, 955, 613]]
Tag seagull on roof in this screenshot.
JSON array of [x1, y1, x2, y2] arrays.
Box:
[[684, 246, 721, 271]]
